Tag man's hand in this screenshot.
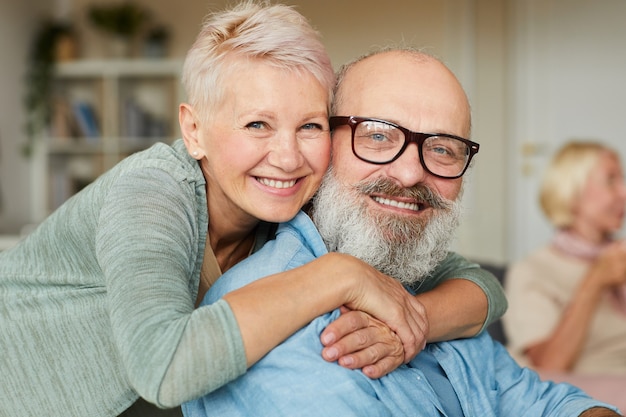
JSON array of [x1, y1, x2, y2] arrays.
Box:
[[580, 407, 623, 417], [333, 253, 429, 364], [320, 305, 428, 378]]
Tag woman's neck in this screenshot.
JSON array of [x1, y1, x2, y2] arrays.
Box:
[[567, 223, 610, 246], [553, 227, 611, 260], [206, 188, 260, 272], [210, 230, 256, 273]]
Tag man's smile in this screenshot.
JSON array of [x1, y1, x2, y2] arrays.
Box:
[[371, 195, 425, 212]]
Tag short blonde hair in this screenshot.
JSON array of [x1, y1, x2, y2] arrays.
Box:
[[182, 1, 334, 124], [540, 141, 616, 227]]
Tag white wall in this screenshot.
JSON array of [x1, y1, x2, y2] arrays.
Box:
[[0, 0, 55, 233], [463, 0, 509, 263], [0, 0, 510, 263]]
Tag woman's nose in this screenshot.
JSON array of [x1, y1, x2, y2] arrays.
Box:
[[266, 133, 304, 172]]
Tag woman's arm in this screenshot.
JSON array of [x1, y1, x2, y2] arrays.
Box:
[[415, 278, 487, 341], [525, 243, 626, 370], [414, 252, 508, 339], [225, 252, 426, 368], [524, 274, 603, 370], [157, 251, 427, 407]]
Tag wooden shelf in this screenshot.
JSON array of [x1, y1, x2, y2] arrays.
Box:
[[32, 59, 184, 220]]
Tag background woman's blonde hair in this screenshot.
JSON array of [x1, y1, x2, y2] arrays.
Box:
[[182, 1, 335, 125], [540, 141, 616, 228]]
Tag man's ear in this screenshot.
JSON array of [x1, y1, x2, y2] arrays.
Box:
[[179, 103, 205, 159]]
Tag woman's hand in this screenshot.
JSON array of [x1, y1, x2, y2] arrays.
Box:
[[589, 241, 626, 289], [321, 253, 429, 367], [320, 306, 427, 378], [579, 407, 623, 417]]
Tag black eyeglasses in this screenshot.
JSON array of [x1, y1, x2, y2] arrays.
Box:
[[329, 116, 479, 179]]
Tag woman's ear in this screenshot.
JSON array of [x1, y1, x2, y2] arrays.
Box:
[[179, 103, 205, 159]]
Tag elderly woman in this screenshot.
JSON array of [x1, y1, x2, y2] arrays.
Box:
[[0, 2, 504, 417], [504, 140, 626, 408]]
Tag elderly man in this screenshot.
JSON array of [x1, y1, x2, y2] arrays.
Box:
[[183, 49, 621, 417]]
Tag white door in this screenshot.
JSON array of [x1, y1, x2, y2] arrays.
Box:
[[509, 0, 626, 260]]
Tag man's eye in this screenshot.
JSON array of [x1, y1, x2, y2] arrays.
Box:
[[431, 145, 451, 155], [370, 133, 388, 142]]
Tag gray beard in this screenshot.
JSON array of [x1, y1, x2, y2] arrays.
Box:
[[311, 168, 462, 287]]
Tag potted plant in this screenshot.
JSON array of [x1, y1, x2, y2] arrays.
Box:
[[87, 2, 148, 57], [143, 25, 170, 58], [22, 20, 76, 157]]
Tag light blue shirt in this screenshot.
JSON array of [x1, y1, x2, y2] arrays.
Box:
[[183, 211, 617, 417]]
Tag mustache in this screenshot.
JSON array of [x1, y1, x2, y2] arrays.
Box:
[[355, 177, 452, 210]]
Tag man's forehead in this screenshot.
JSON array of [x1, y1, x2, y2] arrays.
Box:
[[337, 52, 470, 136]]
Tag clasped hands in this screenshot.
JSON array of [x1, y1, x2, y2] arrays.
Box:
[[320, 303, 428, 378]]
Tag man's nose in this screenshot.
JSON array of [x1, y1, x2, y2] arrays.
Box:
[[266, 133, 304, 172], [385, 142, 428, 187]]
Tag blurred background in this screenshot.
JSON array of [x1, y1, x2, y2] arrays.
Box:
[[1, 0, 625, 266]]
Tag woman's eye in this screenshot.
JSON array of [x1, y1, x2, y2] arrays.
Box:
[[298, 123, 326, 139], [246, 121, 267, 130], [302, 123, 323, 131]]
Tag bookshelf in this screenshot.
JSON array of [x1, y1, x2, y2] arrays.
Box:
[[31, 59, 183, 221]]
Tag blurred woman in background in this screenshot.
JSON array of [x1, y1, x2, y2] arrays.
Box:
[[504, 140, 626, 408]]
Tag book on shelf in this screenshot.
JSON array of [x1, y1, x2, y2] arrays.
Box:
[[122, 97, 169, 146], [72, 101, 100, 141], [50, 97, 100, 143], [50, 97, 80, 139]]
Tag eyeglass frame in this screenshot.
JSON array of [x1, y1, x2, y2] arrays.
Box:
[[329, 115, 480, 179]]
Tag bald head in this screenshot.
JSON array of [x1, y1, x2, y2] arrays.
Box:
[[333, 50, 471, 139]]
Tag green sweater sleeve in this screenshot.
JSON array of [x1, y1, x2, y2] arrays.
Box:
[[407, 252, 508, 334], [96, 166, 246, 407]]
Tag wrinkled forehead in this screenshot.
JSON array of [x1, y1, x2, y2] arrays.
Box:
[[336, 52, 470, 137]]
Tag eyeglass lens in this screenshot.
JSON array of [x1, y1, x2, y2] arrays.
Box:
[[353, 120, 470, 178]]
